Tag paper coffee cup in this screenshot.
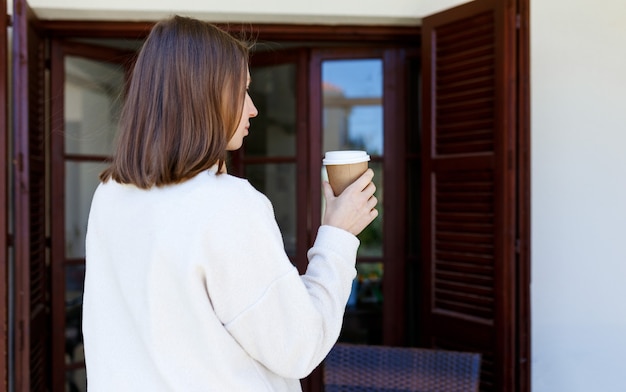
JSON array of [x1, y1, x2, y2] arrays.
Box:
[[323, 150, 370, 196]]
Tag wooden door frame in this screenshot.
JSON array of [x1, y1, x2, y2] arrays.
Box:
[[1, 0, 8, 389]]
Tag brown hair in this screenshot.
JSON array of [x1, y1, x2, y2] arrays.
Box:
[[100, 15, 251, 188]]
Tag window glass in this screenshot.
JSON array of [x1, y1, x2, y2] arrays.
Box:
[[321, 58, 384, 345], [245, 163, 297, 257], [341, 262, 384, 345], [64, 56, 124, 156], [66, 369, 86, 392], [322, 59, 383, 155], [63, 54, 123, 392], [65, 264, 85, 362], [65, 161, 109, 258], [322, 59, 383, 257], [247, 64, 297, 157]]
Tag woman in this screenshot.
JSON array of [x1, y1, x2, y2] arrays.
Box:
[[82, 15, 378, 391]]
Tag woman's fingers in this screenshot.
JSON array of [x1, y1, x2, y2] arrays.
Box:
[[321, 168, 379, 235], [350, 169, 375, 192], [367, 195, 378, 210], [362, 181, 376, 199]]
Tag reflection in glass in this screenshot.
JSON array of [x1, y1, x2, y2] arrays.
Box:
[[321, 59, 384, 345], [245, 164, 297, 257], [66, 369, 86, 392], [340, 262, 384, 345], [356, 161, 383, 257], [322, 59, 383, 155], [321, 59, 384, 257], [247, 64, 297, 157], [66, 265, 85, 366], [355, 262, 384, 305], [65, 161, 109, 258], [64, 56, 125, 156], [321, 161, 383, 258], [63, 54, 122, 392]]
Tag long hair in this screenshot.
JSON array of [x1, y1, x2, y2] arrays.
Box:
[[100, 15, 251, 188]]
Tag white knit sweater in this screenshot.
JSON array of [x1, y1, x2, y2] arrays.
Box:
[[82, 167, 359, 391]]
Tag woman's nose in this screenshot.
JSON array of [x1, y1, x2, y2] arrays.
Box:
[[249, 100, 258, 118]]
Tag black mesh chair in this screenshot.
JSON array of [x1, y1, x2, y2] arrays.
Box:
[[323, 343, 481, 392]]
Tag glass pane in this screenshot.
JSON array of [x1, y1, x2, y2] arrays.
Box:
[[321, 59, 384, 258], [65, 161, 109, 258], [66, 368, 86, 392], [245, 163, 297, 256], [64, 56, 125, 156], [321, 160, 383, 257], [247, 64, 297, 157], [340, 262, 383, 345], [66, 264, 85, 366], [322, 59, 383, 155], [357, 160, 383, 257]]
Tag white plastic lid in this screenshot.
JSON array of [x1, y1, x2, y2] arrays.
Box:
[[323, 150, 371, 165]]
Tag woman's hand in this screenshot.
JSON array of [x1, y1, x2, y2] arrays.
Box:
[[322, 169, 378, 236]]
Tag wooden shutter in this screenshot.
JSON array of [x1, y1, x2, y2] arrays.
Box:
[[421, 0, 517, 391], [13, 0, 50, 391], [1, 0, 8, 388]]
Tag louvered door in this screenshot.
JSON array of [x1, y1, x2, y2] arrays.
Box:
[[13, 0, 50, 391], [421, 0, 518, 391]]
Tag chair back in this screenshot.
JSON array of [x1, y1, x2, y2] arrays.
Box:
[[324, 343, 481, 392]]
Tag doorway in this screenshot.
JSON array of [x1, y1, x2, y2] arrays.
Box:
[[47, 38, 418, 392], [9, 2, 529, 389]]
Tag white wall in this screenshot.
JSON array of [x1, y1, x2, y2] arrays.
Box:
[[531, 0, 626, 391]]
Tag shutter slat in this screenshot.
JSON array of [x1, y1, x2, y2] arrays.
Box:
[[437, 270, 493, 286], [436, 260, 493, 275], [437, 281, 494, 297], [436, 241, 493, 255]]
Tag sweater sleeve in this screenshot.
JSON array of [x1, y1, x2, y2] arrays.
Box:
[[202, 182, 358, 379]]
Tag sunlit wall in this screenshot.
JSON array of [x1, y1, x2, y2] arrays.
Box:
[[531, 0, 626, 391]]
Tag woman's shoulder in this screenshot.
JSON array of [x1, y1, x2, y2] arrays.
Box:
[[193, 171, 272, 209], [93, 170, 272, 215], [190, 172, 277, 229]]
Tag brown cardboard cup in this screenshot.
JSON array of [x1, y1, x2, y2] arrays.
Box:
[[323, 151, 371, 196]]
